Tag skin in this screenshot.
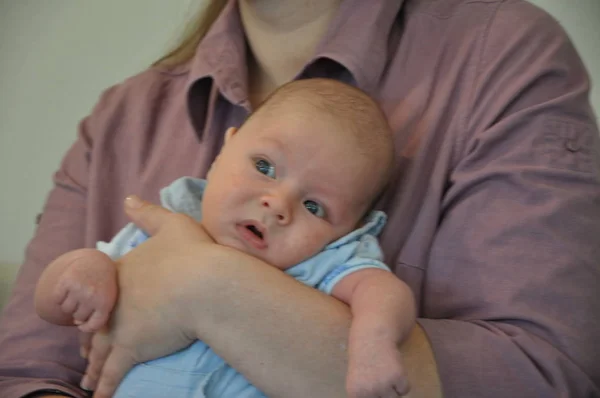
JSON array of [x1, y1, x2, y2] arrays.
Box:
[[39, 0, 443, 396], [35, 249, 117, 333], [202, 105, 381, 269], [239, 0, 343, 105], [83, 199, 439, 398], [169, 101, 416, 397], [38, 92, 416, 396]]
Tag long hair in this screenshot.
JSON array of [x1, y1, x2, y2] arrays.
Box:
[[153, 0, 229, 68]]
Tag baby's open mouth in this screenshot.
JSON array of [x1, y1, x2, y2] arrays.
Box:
[[237, 222, 268, 250], [246, 225, 263, 239]]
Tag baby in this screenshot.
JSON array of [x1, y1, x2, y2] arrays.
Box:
[[35, 78, 416, 398]]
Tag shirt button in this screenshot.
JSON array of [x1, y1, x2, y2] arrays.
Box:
[[565, 138, 581, 152]]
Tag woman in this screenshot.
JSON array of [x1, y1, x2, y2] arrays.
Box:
[[1, 0, 599, 397]]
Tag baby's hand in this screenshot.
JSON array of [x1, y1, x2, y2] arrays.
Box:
[[346, 341, 409, 398], [52, 249, 118, 333]]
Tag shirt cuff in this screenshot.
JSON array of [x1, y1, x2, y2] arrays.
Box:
[[11, 383, 86, 398], [24, 389, 76, 397]]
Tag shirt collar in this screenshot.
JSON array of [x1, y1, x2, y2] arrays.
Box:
[[185, 0, 405, 136], [185, 0, 248, 138], [189, 0, 405, 92], [186, 0, 248, 104], [311, 0, 405, 95]]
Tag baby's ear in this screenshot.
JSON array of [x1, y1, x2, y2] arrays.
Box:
[[224, 127, 238, 143], [208, 128, 237, 179]]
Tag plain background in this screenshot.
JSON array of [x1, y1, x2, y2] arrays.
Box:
[[1, 0, 599, 306]]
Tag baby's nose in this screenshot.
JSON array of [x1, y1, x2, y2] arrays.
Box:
[[261, 196, 292, 225]]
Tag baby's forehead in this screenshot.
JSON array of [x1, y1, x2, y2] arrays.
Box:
[[245, 129, 384, 216], [250, 122, 364, 161], [245, 99, 388, 175]]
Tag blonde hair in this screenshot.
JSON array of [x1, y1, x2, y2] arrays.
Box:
[[153, 0, 228, 68], [257, 79, 394, 164], [251, 78, 396, 200]]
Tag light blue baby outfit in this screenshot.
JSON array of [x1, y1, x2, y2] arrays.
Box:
[[98, 177, 390, 398]]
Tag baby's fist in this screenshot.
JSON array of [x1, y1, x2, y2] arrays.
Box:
[[53, 249, 118, 332], [346, 346, 409, 398]]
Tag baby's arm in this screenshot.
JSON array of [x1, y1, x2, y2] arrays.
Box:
[[35, 248, 118, 333], [332, 269, 416, 397]]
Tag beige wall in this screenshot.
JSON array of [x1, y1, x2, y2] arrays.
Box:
[[0, 1, 599, 306], [0, 264, 19, 310], [0, 0, 194, 265], [527, 0, 600, 109], [0, 0, 196, 306]]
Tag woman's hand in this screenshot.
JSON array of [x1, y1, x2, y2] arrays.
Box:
[[81, 196, 441, 398], [82, 195, 217, 398]]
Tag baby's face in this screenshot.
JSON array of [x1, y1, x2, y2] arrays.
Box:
[[201, 108, 385, 270]]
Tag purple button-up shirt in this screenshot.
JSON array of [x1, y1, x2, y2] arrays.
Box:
[[1, 0, 599, 397]]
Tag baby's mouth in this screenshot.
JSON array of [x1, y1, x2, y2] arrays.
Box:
[[246, 225, 263, 240], [237, 222, 268, 250]]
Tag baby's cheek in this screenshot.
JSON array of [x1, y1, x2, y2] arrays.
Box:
[[273, 222, 334, 269], [295, 230, 330, 258]]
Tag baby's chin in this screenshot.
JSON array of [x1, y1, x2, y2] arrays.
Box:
[[214, 233, 330, 271], [271, 245, 330, 271], [213, 235, 248, 255], [212, 235, 281, 268]]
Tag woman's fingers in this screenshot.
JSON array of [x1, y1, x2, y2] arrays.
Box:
[[81, 331, 112, 390], [79, 331, 92, 359], [123, 195, 214, 243], [92, 346, 137, 398], [124, 195, 173, 236]]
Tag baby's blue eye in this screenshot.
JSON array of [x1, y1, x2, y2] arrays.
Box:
[[304, 200, 326, 218], [255, 159, 276, 178]]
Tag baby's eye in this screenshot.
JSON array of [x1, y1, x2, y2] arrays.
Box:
[[304, 200, 326, 218], [255, 159, 276, 178]]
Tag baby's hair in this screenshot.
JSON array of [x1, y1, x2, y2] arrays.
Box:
[[249, 78, 395, 196]]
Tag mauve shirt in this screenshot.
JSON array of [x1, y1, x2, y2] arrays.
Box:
[[1, 0, 599, 397]]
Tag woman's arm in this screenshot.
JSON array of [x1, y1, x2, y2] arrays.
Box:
[[86, 197, 442, 398], [184, 250, 436, 398], [0, 86, 124, 398], [179, 246, 439, 398], [413, 2, 600, 397]]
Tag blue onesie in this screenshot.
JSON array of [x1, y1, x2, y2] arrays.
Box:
[[97, 177, 390, 398]]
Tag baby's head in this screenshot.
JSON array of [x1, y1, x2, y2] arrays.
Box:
[[202, 78, 394, 269]]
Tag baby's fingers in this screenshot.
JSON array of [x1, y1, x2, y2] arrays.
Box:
[[60, 293, 80, 315], [72, 301, 95, 325], [78, 311, 109, 333], [381, 387, 405, 398], [393, 378, 410, 396]]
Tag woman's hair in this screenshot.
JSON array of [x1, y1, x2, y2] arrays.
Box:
[[153, 0, 228, 68]]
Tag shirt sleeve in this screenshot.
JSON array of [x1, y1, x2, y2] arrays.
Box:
[[0, 87, 122, 398], [318, 234, 391, 295], [96, 223, 149, 260], [418, 2, 600, 397]]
